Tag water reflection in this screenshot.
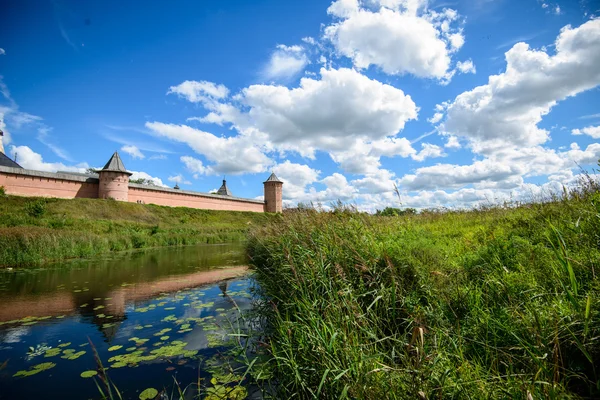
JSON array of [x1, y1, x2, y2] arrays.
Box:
[[0, 244, 260, 400]]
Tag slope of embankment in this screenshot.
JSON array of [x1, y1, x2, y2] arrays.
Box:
[[0, 194, 277, 267], [247, 188, 600, 399]]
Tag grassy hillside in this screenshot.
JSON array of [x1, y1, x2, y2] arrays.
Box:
[[0, 195, 277, 267], [247, 186, 600, 398]]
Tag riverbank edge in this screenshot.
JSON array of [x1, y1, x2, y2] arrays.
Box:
[[0, 195, 278, 268]]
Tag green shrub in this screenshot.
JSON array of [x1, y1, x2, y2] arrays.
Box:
[[25, 199, 47, 218], [0, 186, 6, 198]]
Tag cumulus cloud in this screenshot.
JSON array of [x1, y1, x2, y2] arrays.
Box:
[[412, 143, 445, 162], [444, 135, 460, 148], [324, 0, 464, 80], [398, 144, 600, 192], [121, 145, 145, 159], [9, 145, 88, 173], [456, 59, 476, 74], [0, 48, 5, 55], [164, 68, 418, 171], [272, 160, 321, 199], [262, 44, 309, 81], [129, 171, 168, 187], [168, 174, 191, 185], [239, 67, 418, 157], [146, 122, 273, 175], [572, 125, 600, 139], [167, 80, 229, 103], [180, 155, 208, 178], [440, 19, 600, 154]]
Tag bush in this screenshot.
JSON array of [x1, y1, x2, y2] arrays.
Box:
[[0, 186, 5, 198], [25, 199, 46, 218]]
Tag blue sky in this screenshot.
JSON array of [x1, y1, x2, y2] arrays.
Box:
[[1, 0, 599, 210]]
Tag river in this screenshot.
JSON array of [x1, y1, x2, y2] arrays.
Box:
[[0, 243, 263, 399]]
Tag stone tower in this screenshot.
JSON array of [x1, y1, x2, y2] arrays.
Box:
[[263, 172, 283, 213], [98, 151, 132, 201]]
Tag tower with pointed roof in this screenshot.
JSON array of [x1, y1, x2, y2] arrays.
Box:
[[216, 179, 232, 196], [98, 151, 132, 201], [263, 172, 283, 213]]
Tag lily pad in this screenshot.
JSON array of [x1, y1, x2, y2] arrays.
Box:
[[13, 362, 56, 377], [80, 370, 98, 378], [108, 345, 123, 352], [139, 388, 158, 400]]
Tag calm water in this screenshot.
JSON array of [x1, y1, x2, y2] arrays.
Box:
[[0, 244, 262, 399]]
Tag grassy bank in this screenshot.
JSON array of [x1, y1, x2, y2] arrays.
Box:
[[247, 188, 600, 398], [0, 195, 277, 267]]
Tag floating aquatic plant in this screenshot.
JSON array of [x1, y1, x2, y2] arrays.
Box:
[[13, 362, 56, 377], [108, 345, 123, 352], [139, 387, 157, 400], [80, 370, 98, 378]]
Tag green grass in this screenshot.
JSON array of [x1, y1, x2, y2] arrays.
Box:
[[0, 195, 278, 267], [247, 186, 600, 399]]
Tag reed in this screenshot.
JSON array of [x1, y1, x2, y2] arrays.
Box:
[[247, 181, 600, 399]]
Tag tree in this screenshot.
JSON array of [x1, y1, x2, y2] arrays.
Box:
[[130, 178, 158, 186]]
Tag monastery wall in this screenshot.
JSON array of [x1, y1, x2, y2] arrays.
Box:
[[0, 167, 98, 199], [129, 184, 265, 212], [0, 166, 267, 213]]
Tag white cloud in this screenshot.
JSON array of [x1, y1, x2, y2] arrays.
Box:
[[398, 144, 600, 192], [146, 122, 273, 175], [319, 173, 358, 201], [8, 145, 88, 173], [0, 48, 4, 55], [324, 0, 464, 80], [262, 44, 309, 81], [168, 80, 229, 103], [149, 154, 167, 160], [130, 171, 168, 187], [444, 135, 461, 149], [428, 112, 443, 124], [168, 174, 191, 185], [412, 143, 445, 162], [272, 160, 321, 199], [456, 59, 476, 74], [441, 19, 600, 154], [351, 168, 397, 194], [572, 125, 600, 139], [180, 155, 208, 178], [240, 67, 418, 157], [121, 145, 145, 159]]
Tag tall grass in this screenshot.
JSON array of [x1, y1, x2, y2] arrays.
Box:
[[247, 183, 600, 398], [0, 196, 278, 267]]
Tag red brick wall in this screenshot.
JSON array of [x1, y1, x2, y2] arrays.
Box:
[[128, 186, 265, 212], [0, 169, 267, 213], [0, 173, 98, 199]]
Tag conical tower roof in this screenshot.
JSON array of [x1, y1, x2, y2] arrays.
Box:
[[101, 152, 132, 175], [216, 179, 232, 196], [263, 172, 282, 184]]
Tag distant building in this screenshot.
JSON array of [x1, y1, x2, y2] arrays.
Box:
[[0, 150, 282, 213]]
